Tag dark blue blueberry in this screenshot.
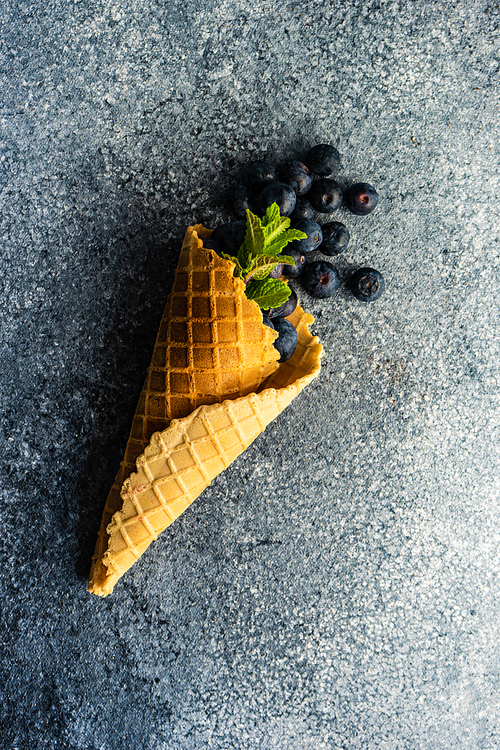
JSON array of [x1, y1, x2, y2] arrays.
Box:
[[267, 288, 298, 319], [258, 182, 297, 217], [304, 144, 341, 176], [226, 185, 256, 218], [278, 160, 313, 196], [344, 183, 379, 215], [289, 219, 323, 254], [290, 198, 314, 222], [262, 316, 276, 330], [320, 222, 350, 256], [348, 268, 385, 301], [272, 318, 298, 363], [268, 262, 284, 279], [308, 179, 343, 213], [211, 220, 246, 255], [281, 248, 307, 278], [301, 261, 341, 299], [242, 160, 278, 192], [202, 237, 223, 255]]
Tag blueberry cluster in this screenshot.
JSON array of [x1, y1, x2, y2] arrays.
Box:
[[209, 144, 385, 361]]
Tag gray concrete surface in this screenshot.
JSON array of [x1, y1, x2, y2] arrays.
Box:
[[1, 0, 499, 748]]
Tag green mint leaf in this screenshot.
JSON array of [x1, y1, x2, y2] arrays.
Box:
[[262, 203, 281, 227], [236, 239, 251, 274], [245, 278, 292, 310], [242, 209, 265, 261], [262, 217, 291, 246], [261, 203, 292, 245], [263, 228, 307, 257], [276, 254, 295, 267], [244, 255, 288, 282]]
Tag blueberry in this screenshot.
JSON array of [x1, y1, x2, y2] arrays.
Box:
[[289, 219, 323, 254], [242, 160, 278, 192], [202, 237, 222, 255], [320, 222, 350, 256], [267, 288, 298, 319], [304, 144, 341, 176], [344, 182, 379, 215], [278, 160, 313, 196], [211, 220, 246, 255], [258, 182, 297, 217], [281, 247, 307, 278], [272, 318, 298, 363], [348, 267, 385, 301], [290, 198, 314, 222], [301, 261, 341, 299], [307, 179, 343, 213], [262, 316, 276, 330], [268, 262, 284, 279], [226, 185, 255, 218]]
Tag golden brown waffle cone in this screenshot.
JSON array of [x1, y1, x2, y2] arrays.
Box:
[[88, 224, 280, 593], [89, 301, 323, 597]]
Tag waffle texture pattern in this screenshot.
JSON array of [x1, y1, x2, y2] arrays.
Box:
[[126, 224, 279, 471]]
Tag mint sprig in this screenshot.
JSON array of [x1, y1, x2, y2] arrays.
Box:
[[245, 277, 293, 309], [221, 204, 306, 311]]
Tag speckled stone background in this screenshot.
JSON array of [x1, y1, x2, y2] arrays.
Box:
[[1, 0, 499, 748]]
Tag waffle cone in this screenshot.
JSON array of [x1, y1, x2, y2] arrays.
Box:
[[89, 225, 280, 592], [89, 225, 323, 596]]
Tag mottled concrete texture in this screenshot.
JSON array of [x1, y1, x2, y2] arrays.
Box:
[[1, 0, 499, 748]]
